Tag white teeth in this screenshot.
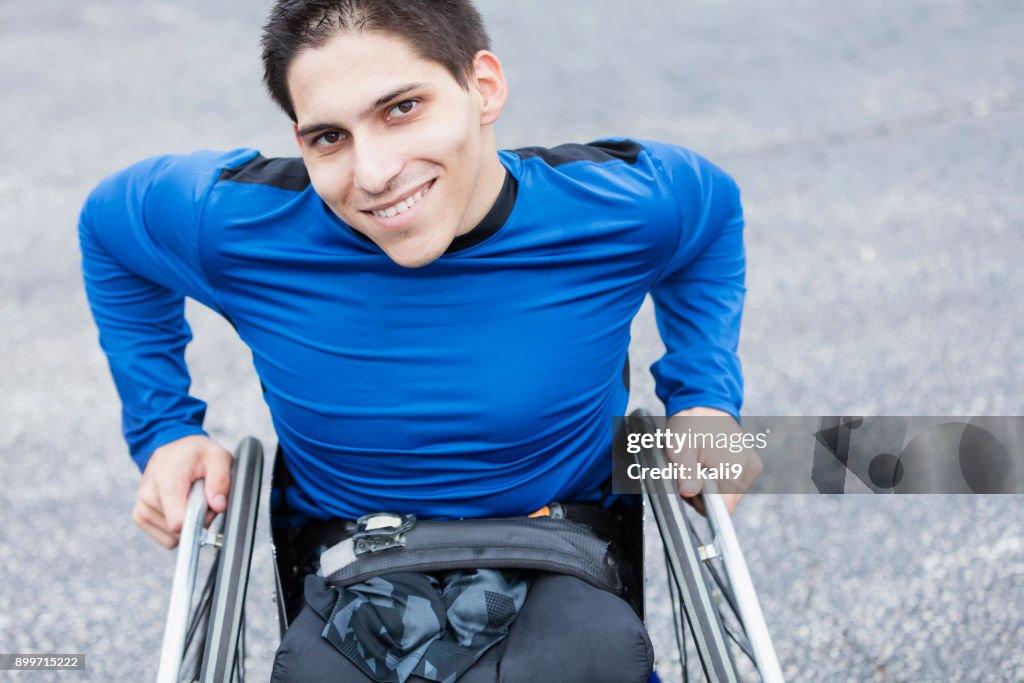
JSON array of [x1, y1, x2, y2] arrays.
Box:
[[370, 183, 430, 218]]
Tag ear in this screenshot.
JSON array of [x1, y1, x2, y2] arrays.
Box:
[[471, 50, 508, 126]]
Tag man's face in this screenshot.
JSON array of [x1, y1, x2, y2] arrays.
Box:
[[288, 31, 496, 268]]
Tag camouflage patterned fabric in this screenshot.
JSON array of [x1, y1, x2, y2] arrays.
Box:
[[322, 569, 532, 683]]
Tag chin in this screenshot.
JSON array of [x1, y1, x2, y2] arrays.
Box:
[[381, 240, 448, 269], [368, 218, 459, 268], [388, 252, 440, 269]]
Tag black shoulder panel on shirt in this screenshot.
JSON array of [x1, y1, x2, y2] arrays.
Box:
[[511, 139, 642, 167], [218, 155, 311, 192]]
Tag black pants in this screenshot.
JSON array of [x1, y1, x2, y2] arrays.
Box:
[[271, 572, 654, 683]]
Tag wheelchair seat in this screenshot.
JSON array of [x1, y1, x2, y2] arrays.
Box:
[[266, 444, 655, 682]]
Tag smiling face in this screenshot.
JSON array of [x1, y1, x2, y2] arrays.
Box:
[[288, 30, 508, 267]]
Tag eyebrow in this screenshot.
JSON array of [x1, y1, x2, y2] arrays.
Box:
[[295, 82, 426, 138]]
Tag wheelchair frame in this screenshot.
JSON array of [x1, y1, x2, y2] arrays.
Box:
[[156, 412, 783, 682]]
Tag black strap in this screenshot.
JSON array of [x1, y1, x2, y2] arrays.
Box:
[[321, 516, 623, 595]]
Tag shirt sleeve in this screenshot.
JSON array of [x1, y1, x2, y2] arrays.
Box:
[[78, 149, 256, 470], [643, 141, 746, 419]]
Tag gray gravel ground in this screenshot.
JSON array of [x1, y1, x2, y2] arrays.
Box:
[[2, 0, 1022, 681]]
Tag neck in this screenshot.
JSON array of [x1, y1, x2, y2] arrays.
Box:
[[455, 134, 507, 237]]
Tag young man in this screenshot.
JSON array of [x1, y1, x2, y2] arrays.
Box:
[[80, 1, 754, 680]]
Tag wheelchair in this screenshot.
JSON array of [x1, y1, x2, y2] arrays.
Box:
[[155, 410, 784, 683]]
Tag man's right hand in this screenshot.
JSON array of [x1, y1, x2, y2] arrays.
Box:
[[132, 434, 234, 549]]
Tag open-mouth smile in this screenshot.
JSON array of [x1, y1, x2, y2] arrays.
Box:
[[361, 179, 435, 224]]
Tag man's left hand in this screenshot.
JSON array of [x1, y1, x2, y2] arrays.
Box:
[[664, 407, 762, 516]]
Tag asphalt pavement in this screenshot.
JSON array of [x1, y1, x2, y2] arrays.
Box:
[[1, 0, 1022, 681]]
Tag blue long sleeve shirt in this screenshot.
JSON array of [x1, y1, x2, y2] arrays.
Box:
[[79, 139, 745, 520]]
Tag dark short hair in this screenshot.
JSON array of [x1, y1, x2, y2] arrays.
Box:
[[261, 0, 491, 121]]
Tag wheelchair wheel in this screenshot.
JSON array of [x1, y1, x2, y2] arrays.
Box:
[[156, 437, 264, 683], [628, 410, 784, 683]]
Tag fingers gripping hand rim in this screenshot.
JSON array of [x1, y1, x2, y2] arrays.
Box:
[[134, 436, 235, 549]]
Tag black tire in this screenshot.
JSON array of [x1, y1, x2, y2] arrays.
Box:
[[199, 437, 264, 682], [628, 409, 744, 683]]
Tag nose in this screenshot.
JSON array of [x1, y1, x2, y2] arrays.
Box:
[[351, 135, 403, 197]]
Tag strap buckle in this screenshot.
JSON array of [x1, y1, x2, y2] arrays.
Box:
[[352, 512, 417, 556]]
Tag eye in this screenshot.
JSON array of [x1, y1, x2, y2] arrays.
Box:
[[312, 131, 346, 148], [388, 99, 419, 118]]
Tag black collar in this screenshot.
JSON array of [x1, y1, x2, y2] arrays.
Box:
[[445, 168, 517, 254]]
